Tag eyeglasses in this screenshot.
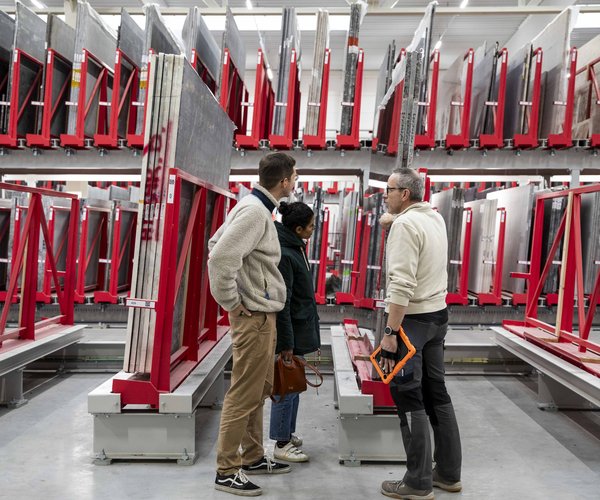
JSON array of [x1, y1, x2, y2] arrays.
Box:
[[386, 186, 409, 195]]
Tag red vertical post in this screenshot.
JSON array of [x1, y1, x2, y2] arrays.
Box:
[[303, 48, 331, 150], [548, 47, 578, 149], [269, 49, 299, 149], [336, 49, 364, 150], [21, 196, 41, 340], [514, 48, 543, 149], [480, 48, 508, 149], [315, 208, 330, 304], [446, 48, 474, 149], [415, 49, 440, 149]]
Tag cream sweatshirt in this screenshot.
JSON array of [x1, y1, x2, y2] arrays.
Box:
[[208, 184, 286, 313], [385, 202, 448, 314]]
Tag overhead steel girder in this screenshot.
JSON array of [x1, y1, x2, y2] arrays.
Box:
[[4, 6, 600, 16]]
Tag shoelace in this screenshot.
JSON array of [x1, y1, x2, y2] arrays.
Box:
[[233, 470, 250, 485]]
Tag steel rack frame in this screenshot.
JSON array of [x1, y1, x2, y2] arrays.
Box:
[[94, 49, 140, 149], [220, 48, 249, 139], [0, 49, 44, 148], [303, 48, 331, 150], [414, 49, 440, 150], [26, 49, 73, 148], [269, 49, 300, 150], [446, 207, 472, 306], [0, 182, 81, 349], [445, 48, 474, 150], [479, 48, 508, 150], [235, 50, 274, 150], [335, 207, 363, 306], [503, 184, 600, 378], [75, 203, 110, 303], [336, 49, 364, 151], [514, 48, 543, 149], [112, 168, 234, 409], [93, 204, 137, 304], [60, 49, 113, 149], [547, 47, 578, 150], [126, 49, 153, 149], [477, 207, 507, 306]]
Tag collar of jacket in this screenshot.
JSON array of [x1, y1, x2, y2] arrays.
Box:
[[399, 201, 431, 216], [275, 221, 305, 248], [252, 183, 279, 213]]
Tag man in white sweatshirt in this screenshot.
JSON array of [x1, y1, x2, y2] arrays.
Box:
[[379, 168, 462, 500], [209, 152, 298, 497]]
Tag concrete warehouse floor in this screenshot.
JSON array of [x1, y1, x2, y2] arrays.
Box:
[[1, 366, 599, 499]]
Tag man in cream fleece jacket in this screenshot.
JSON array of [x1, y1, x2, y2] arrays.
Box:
[[209, 153, 298, 497], [379, 168, 462, 500]]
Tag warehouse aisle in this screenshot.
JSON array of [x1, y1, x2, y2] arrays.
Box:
[[0, 371, 599, 499]]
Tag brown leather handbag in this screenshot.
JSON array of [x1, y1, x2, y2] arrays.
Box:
[[272, 355, 323, 399]]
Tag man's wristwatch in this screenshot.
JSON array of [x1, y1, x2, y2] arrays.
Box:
[[384, 325, 399, 337]]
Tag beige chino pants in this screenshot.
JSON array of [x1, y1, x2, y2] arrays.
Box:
[[216, 311, 277, 475]]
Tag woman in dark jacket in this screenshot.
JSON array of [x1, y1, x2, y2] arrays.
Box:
[[270, 201, 321, 463]]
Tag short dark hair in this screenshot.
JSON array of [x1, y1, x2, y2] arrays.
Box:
[[279, 202, 315, 232], [258, 153, 296, 190], [393, 167, 424, 201]]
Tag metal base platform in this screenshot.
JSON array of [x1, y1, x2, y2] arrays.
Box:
[[493, 327, 600, 411], [331, 324, 406, 465], [0, 324, 85, 406], [88, 334, 232, 465]]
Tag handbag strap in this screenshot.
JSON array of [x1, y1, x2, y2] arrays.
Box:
[[296, 356, 324, 388]]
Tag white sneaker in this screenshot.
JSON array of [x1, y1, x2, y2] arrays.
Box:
[[273, 442, 309, 463], [290, 434, 303, 447]]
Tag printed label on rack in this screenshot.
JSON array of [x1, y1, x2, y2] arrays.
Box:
[[167, 175, 176, 204], [126, 298, 156, 309], [341, 101, 355, 107], [47, 52, 52, 64], [375, 300, 386, 309]]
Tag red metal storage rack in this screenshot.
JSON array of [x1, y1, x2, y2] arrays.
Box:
[[94, 204, 137, 304], [220, 48, 249, 140], [75, 204, 110, 303], [60, 50, 113, 148], [336, 48, 364, 150], [190, 48, 217, 95], [415, 49, 440, 149], [0, 184, 79, 350], [113, 168, 235, 408], [269, 49, 300, 150], [303, 48, 331, 150], [548, 47, 578, 149], [94, 49, 140, 149], [514, 48, 543, 149], [479, 48, 508, 149], [0, 49, 44, 148], [235, 50, 274, 150], [446, 48, 474, 150], [446, 207, 472, 305], [26, 49, 73, 148], [336, 208, 363, 305], [504, 185, 600, 378], [576, 56, 600, 148], [314, 208, 330, 305], [477, 208, 507, 305]]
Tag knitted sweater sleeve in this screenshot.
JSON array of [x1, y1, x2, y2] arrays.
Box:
[[208, 206, 266, 311]]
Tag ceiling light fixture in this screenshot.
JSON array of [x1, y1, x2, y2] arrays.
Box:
[[459, 0, 469, 9], [245, 0, 253, 10], [30, 0, 47, 9]]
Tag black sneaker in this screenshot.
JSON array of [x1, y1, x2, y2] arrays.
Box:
[[241, 456, 292, 475], [215, 470, 262, 497]]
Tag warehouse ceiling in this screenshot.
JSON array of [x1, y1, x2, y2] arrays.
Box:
[[0, 0, 597, 71]]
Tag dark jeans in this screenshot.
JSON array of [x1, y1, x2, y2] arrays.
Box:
[[269, 392, 300, 442], [389, 317, 462, 490]]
